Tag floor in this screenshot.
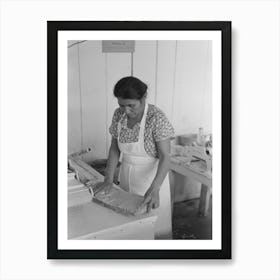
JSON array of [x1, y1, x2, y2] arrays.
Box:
[[172, 197, 212, 239]]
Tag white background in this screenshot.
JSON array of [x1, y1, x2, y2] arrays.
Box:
[[0, 0, 279, 280]]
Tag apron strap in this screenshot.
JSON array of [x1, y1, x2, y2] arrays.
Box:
[[117, 114, 125, 140], [138, 103, 148, 139]]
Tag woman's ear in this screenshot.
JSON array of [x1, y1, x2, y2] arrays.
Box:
[[140, 94, 147, 105], [142, 92, 147, 100]]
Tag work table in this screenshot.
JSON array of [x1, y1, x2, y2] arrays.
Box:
[[169, 155, 212, 216], [68, 170, 157, 240]]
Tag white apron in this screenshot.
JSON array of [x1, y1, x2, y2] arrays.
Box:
[[117, 103, 172, 239]]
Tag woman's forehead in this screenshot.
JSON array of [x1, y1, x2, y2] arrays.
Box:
[[117, 98, 139, 106]]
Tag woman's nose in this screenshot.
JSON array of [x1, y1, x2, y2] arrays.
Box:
[[124, 107, 131, 114]]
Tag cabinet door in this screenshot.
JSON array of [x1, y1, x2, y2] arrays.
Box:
[[173, 41, 212, 135], [133, 41, 157, 105], [68, 44, 82, 154], [78, 41, 107, 161]]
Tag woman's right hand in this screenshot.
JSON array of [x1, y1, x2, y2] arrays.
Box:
[[92, 181, 113, 196]]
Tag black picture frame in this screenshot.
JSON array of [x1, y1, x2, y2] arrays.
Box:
[[47, 21, 231, 259]]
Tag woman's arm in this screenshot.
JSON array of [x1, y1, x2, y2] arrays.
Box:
[[141, 139, 171, 211], [150, 139, 171, 190], [93, 137, 120, 195], [104, 137, 120, 183]]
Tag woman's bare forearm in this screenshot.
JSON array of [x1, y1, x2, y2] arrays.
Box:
[[150, 154, 170, 191], [104, 138, 120, 183], [149, 139, 171, 192]]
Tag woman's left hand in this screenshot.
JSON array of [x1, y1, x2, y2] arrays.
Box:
[[141, 187, 160, 213]]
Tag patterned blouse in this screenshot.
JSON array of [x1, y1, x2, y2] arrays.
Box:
[[109, 104, 175, 158]]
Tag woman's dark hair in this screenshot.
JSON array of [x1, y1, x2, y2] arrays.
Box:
[[113, 76, 147, 100]]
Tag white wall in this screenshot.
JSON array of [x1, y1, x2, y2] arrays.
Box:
[[68, 44, 82, 154], [68, 40, 212, 161], [172, 41, 212, 135]]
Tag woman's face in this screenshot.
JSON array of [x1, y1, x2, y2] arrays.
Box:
[[118, 97, 145, 119]]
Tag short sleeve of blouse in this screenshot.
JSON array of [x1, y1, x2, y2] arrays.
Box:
[[152, 108, 175, 142], [109, 108, 122, 139]]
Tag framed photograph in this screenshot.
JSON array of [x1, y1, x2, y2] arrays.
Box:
[[47, 21, 231, 259]]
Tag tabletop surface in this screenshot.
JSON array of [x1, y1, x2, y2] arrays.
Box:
[[68, 173, 157, 239], [170, 156, 212, 178]]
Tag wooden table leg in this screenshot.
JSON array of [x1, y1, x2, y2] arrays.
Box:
[[198, 184, 211, 216]]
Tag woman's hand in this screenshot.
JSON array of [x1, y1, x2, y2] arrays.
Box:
[[138, 139, 169, 213], [141, 187, 160, 213], [90, 181, 113, 196]]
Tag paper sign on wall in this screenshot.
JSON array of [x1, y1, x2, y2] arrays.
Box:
[[102, 41, 135, 53]]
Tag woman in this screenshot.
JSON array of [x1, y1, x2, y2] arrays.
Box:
[[96, 76, 174, 239]]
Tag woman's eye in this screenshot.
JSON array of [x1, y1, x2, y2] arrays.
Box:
[[119, 104, 135, 110]]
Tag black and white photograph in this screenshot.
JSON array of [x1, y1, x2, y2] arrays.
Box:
[[68, 39, 213, 241], [48, 21, 231, 259]]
